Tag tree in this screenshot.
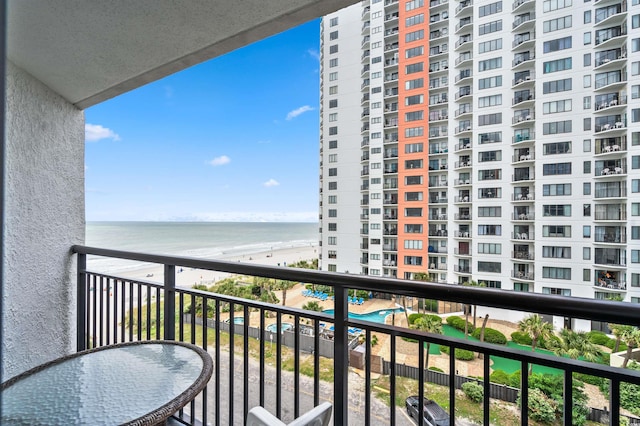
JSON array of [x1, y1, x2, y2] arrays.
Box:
[[552, 328, 603, 362], [413, 272, 432, 315], [477, 314, 490, 359], [620, 327, 640, 368], [302, 301, 322, 312], [274, 279, 296, 307], [610, 324, 634, 353], [412, 315, 443, 370], [463, 280, 486, 329], [518, 314, 554, 375]]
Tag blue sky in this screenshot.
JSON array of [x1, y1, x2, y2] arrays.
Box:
[[85, 20, 321, 222]]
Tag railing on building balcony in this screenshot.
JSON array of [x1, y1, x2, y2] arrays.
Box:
[[73, 246, 640, 426]]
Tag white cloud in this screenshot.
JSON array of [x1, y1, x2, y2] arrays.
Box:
[[209, 155, 231, 166], [85, 124, 120, 142], [286, 105, 314, 120], [263, 179, 280, 187], [307, 49, 320, 61]]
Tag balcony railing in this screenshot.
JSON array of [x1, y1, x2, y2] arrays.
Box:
[[73, 246, 640, 426]]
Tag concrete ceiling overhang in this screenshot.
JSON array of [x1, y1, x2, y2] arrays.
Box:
[[7, 0, 355, 109]]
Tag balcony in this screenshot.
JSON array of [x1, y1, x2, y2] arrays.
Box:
[[512, 270, 534, 280]]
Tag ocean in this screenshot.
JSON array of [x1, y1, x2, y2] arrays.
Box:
[[86, 221, 318, 273]]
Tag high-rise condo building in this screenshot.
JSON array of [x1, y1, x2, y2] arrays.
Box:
[[318, 0, 640, 330]]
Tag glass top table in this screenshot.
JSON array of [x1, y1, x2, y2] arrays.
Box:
[[1, 340, 213, 425]]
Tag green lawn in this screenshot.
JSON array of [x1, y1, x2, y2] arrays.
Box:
[[427, 325, 563, 375]]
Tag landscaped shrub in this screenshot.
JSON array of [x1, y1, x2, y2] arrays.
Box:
[[419, 298, 439, 312], [510, 331, 533, 346], [605, 339, 627, 352], [461, 381, 484, 403], [508, 370, 522, 389], [472, 327, 507, 344], [439, 346, 472, 359], [620, 362, 640, 416], [490, 369, 510, 385], [408, 313, 441, 326], [574, 372, 605, 387], [446, 316, 475, 333], [518, 388, 557, 424], [586, 330, 610, 346], [539, 334, 561, 350], [428, 366, 444, 372]]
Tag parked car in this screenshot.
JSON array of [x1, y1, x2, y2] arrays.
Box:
[[405, 396, 450, 426]]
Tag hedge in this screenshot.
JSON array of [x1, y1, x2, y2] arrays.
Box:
[[511, 331, 533, 345], [446, 316, 475, 334], [440, 346, 475, 360], [472, 327, 507, 345], [490, 370, 511, 385], [408, 313, 441, 326]]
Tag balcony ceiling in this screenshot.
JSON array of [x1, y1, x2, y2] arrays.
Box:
[[7, 0, 354, 109]]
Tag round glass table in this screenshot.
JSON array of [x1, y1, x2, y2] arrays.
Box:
[[1, 340, 213, 425]]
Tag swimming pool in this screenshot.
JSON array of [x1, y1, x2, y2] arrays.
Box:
[[322, 307, 404, 324], [266, 322, 294, 333], [225, 317, 244, 325]]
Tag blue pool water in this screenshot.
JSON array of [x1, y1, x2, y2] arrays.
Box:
[[225, 317, 244, 324], [266, 322, 294, 333], [322, 308, 404, 324]]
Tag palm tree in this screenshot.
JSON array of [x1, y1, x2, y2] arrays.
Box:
[[620, 326, 640, 368], [302, 301, 322, 312], [610, 324, 633, 353], [518, 314, 554, 375], [412, 315, 443, 370], [274, 279, 295, 306], [552, 328, 603, 362]]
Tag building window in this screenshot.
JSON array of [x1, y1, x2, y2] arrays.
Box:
[[583, 182, 591, 195], [329, 86, 338, 95], [542, 162, 571, 175], [477, 243, 501, 254], [478, 76, 502, 90], [328, 223, 337, 231], [543, 58, 572, 74], [543, 100, 572, 114], [405, 159, 423, 169], [406, 78, 424, 90], [328, 209, 337, 217], [478, 261, 501, 273], [478, 58, 502, 72], [543, 205, 571, 216], [543, 36, 572, 53], [543, 225, 571, 237], [328, 127, 338, 135], [479, 20, 502, 35], [405, 208, 423, 217], [479, 39, 502, 54], [405, 94, 424, 105], [583, 269, 591, 282], [584, 161, 591, 174], [405, 62, 424, 74], [405, 127, 424, 137], [328, 237, 337, 245], [478, 113, 502, 126], [478, 95, 502, 108], [404, 240, 423, 250], [583, 225, 591, 238], [406, 0, 424, 10], [404, 256, 423, 266], [328, 140, 337, 149], [328, 182, 337, 190], [543, 183, 571, 196], [543, 0, 572, 12], [543, 121, 572, 135], [542, 246, 571, 258], [329, 72, 338, 81], [406, 13, 424, 27], [544, 15, 572, 33], [543, 141, 571, 155], [328, 113, 337, 122], [405, 29, 425, 42], [543, 78, 572, 94], [477, 206, 501, 217], [329, 45, 338, 54], [478, 225, 501, 236], [479, 1, 502, 17], [405, 224, 423, 233], [584, 204, 591, 216], [514, 283, 529, 292]]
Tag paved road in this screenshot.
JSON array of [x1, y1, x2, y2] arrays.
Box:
[[194, 349, 417, 425]]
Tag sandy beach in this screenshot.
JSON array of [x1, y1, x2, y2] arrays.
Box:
[[108, 243, 320, 289]]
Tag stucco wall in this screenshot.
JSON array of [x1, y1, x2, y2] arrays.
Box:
[[3, 61, 85, 378]]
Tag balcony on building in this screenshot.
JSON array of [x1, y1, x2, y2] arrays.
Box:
[[512, 70, 534, 87], [595, 70, 626, 91], [512, 31, 535, 50], [454, 157, 472, 169], [512, 167, 534, 183], [595, 92, 627, 111], [454, 208, 471, 221], [454, 190, 471, 203], [429, 28, 449, 41], [454, 244, 472, 256], [512, 129, 534, 144], [595, 48, 627, 69], [513, 147, 534, 163], [430, 0, 449, 9], [595, 3, 627, 27], [512, 225, 533, 241], [454, 262, 472, 274], [512, 0, 535, 12], [454, 123, 472, 135], [455, 16, 472, 33], [428, 225, 448, 237], [429, 142, 449, 154], [595, 181, 627, 199], [455, 34, 472, 50], [595, 270, 627, 291], [512, 244, 535, 261], [512, 89, 534, 106], [383, 226, 398, 236], [595, 226, 627, 244], [454, 138, 471, 152], [512, 109, 534, 125], [478, 188, 500, 199], [595, 135, 627, 155], [512, 186, 534, 201], [594, 203, 627, 221], [429, 59, 449, 73], [595, 115, 626, 133], [430, 10, 449, 26], [512, 206, 534, 221], [512, 12, 535, 31], [455, 52, 472, 67], [512, 268, 535, 281], [595, 25, 627, 48], [429, 193, 449, 204], [512, 51, 534, 69], [384, 41, 399, 52], [594, 248, 627, 268], [454, 226, 471, 238], [595, 159, 627, 177]]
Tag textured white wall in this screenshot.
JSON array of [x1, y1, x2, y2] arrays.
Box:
[[3, 61, 85, 378]]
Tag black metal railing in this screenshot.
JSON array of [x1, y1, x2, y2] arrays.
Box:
[[73, 246, 640, 426]]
